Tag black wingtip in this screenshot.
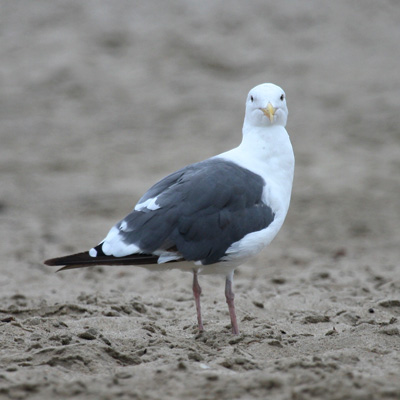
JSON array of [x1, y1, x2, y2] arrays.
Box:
[[44, 257, 59, 266], [44, 250, 167, 271], [43, 251, 93, 268], [55, 264, 93, 272]]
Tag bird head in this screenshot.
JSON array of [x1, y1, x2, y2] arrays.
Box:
[[244, 83, 288, 128]]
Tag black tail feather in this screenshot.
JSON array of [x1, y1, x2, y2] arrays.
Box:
[[44, 250, 168, 272]]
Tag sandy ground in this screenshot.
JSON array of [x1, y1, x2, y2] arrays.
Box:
[[1, 1, 400, 399]]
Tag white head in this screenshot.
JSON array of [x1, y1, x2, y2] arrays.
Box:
[[244, 83, 288, 128]]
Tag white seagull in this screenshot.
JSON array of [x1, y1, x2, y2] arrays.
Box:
[[45, 83, 295, 335]]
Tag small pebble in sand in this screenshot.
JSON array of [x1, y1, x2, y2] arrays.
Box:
[[77, 328, 98, 340]]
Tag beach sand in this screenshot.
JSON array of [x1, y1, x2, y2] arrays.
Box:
[[0, 1, 399, 399]]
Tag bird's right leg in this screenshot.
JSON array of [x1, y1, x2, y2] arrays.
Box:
[[192, 270, 204, 332]]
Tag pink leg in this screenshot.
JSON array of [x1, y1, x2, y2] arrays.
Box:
[[225, 272, 240, 335], [192, 270, 204, 332]]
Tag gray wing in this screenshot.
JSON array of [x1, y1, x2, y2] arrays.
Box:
[[104, 158, 275, 265]]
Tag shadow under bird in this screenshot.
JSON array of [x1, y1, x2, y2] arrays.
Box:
[[45, 83, 295, 335]]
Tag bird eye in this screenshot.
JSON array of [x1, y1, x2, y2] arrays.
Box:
[[280, 94, 285, 101], [250, 95, 254, 102]]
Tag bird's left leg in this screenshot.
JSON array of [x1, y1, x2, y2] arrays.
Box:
[[192, 270, 204, 332], [225, 271, 240, 335]]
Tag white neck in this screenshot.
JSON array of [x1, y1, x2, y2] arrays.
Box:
[[241, 122, 289, 159]]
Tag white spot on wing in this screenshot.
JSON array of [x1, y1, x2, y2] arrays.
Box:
[[101, 225, 141, 257], [134, 197, 161, 212], [119, 220, 128, 231], [89, 248, 97, 257]]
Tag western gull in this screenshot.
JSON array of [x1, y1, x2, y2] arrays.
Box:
[[45, 83, 295, 335]]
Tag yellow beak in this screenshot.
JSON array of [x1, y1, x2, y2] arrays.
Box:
[[261, 102, 275, 123]]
